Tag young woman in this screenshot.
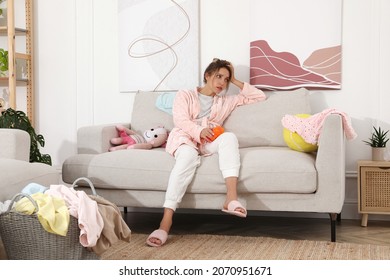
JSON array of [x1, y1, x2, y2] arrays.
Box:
[[146, 58, 266, 247]]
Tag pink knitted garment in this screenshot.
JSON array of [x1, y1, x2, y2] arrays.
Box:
[[281, 108, 357, 145]]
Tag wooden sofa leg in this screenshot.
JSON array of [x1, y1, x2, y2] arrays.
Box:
[[329, 213, 338, 242], [123, 207, 128, 214]]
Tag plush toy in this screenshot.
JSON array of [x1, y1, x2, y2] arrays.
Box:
[[109, 125, 168, 152]]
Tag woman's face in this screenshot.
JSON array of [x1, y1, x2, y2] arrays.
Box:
[[205, 67, 230, 94]]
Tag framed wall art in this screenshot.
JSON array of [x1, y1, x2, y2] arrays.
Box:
[[249, 0, 342, 90], [118, 0, 200, 92]]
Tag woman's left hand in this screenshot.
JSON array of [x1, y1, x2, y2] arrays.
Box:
[[228, 62, 244, 90], [227, 61, 236, 83]]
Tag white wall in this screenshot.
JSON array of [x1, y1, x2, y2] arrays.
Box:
[[33, 0, 390, 219]]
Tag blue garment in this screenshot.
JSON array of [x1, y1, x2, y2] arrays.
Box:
[[155, 92, 176, 115], [21, 182, 48, 195]]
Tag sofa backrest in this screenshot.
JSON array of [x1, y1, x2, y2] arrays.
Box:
[[130, 88, 311, 147], [224, 88, 311, 147], [130, 91, 175, 134]]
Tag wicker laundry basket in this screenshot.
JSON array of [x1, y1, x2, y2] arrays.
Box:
[[0, 178, 100, 260]]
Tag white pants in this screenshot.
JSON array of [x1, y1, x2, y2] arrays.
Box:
[[163, 132, 240, 211]]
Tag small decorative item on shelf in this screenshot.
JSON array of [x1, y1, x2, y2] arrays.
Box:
[[363, 126, 389, 161], [0, 97, 5, 113], [16, 58, 27, 80], [0, 0, 5, 26]]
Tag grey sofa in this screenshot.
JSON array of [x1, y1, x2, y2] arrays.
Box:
[[0, 129, 60, 201], [62, 88, 346, 241]]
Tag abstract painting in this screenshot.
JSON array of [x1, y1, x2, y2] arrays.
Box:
[[118, 0, 200, 92], [249, 0, 342, 90]]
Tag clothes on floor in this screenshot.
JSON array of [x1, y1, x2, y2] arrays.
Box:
[[89, 195, 131, 255], [0, 200, 12, 214], [46, 184, 104, 247], [2, 182, 131, 253], [21, 182, 48, 195], [14, 192, 70, 236]]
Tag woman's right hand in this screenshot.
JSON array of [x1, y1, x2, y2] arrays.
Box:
[[200, 127, 214, 143]]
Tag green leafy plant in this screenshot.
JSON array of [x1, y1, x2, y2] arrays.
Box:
[[0, 48, 8, 76], [363, 126, 389, 148], [0, 0, 4, 17], [0, 108, 52, 165]]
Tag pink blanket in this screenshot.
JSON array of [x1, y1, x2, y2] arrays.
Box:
[[281, 108, 357, 145]]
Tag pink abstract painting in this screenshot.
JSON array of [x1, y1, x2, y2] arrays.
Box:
[[250, 0, 342, 90], [250, 40, 341, 90]]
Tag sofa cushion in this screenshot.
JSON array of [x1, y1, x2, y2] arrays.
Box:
[[62, 148, 174, 191], [131, 88, 311, 148], [0, 159, 60, 201], [62, 146, 317, 194]]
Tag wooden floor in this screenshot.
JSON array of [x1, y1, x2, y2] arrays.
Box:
[[123, 210, 390, 246]]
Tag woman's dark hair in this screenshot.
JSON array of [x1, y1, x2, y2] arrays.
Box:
[[203, 58, 232, 84]]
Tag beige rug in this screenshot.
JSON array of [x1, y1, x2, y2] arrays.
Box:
[[101, 233, 390, 260]]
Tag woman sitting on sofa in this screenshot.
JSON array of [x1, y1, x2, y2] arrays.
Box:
[[146, 58, 266, 247]]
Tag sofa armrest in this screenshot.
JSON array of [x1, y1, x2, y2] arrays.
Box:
[[77, 123, 130, 154], [315, 114, 346, 212], [0, 128, 30, 161]]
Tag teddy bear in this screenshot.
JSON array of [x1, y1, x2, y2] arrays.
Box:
[[109, 124, 168, 152]]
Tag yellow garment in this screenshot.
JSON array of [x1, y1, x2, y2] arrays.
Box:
[[15, 193, 70, 236]]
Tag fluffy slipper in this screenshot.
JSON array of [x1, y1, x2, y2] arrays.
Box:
[[222, 200, 247, 218], [146, 229, 168, 247]]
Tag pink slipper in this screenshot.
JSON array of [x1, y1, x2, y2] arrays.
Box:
[[222, 200, 247, 218], [146, 229, 168, 247]]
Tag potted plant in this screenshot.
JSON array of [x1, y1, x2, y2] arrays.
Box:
[[363, 126, 389, 161], [0, 108, 52, 165], [0, 48, 8, 76]]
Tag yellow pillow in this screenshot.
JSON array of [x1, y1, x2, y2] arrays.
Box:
[[283, 114, 318, 152]]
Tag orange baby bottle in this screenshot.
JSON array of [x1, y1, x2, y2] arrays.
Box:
[[209, 126, 224, 141]]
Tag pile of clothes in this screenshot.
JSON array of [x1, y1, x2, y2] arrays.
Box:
[[0, 182, 131, 256]]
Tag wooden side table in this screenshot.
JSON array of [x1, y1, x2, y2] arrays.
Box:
[[357, 160, 390, 226]]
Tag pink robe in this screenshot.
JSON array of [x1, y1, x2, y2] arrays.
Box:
[[166, 82, 266, 156]]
